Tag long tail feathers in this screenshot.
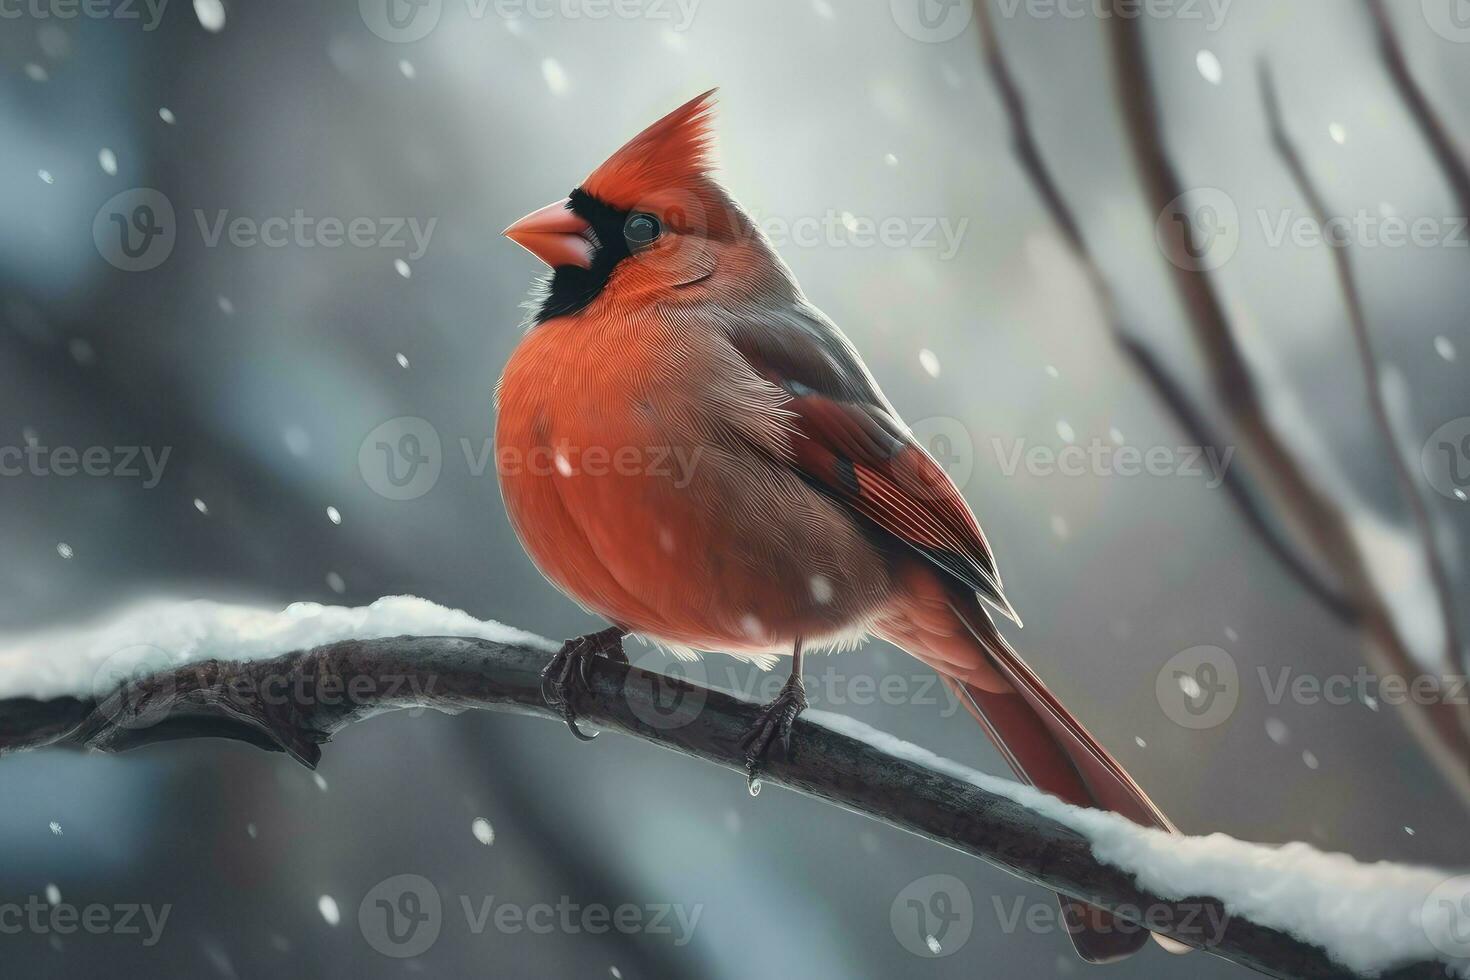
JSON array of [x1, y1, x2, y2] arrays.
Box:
[[879, 574, 1188, 963]]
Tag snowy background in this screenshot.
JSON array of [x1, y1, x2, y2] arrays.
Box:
[[2, 0, 1469, 976]]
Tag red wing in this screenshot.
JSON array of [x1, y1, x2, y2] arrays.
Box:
[[780, 389, 1018, 624]]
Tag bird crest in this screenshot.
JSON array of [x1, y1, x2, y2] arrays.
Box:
[[582, 88, 719, 211]]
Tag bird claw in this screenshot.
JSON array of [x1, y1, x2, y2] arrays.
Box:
[[541, 627, 626, 741], [739, 674, 808, 788]]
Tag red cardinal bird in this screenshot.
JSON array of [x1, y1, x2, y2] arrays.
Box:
[[498, 91, 1181, 963]]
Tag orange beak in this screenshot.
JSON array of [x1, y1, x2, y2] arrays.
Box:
[[503, 198, 594, 269]]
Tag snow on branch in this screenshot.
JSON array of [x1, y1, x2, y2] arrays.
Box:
[[0, 597, 1465, 979]]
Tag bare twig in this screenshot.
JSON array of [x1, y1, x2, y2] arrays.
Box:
[[1258, 59, 1465, 681], [1104, 11, 1470, 806], [1364, 0, 1470, 220], [973, 0, 1356, 621], [0, 635, 1453, 980]]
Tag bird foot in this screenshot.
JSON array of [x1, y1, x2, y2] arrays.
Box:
[[541, 627, 627, 741], [739, 673, 808, 790]]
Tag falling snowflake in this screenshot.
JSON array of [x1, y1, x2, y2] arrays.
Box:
[[193, 0, 225, 32], [541, 58, 569, 96], [325, 571, 346, 594], [99, 148, 118, 176], [159, 107, 176, 125], [218, 296, 235, 315], [1435, 336, 1457, 362], [472, 818, 495, 845], [1265, 718, 1289, 745], [1196, 49, 1223, 85], [193, 498, 209, 516], [313, 772, 329, 791], [49, 821, 62, 835], [55, 543, 73, 560], [1328, 123, 1347, 145], [318, 895, 340, 926], [37, 169, 54, 184], [395, 352, 409, 369], [45, 884, 61, 905], [1055, 420, 1076, 444], [918, 349, 941, 378], [325, 506, 342, 525], [398, 59, 416, 79]]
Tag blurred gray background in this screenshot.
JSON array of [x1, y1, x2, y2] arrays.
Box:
[[2, 0, 1469, 976]]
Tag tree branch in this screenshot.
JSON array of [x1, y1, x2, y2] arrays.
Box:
[[1364, 0, 1470, 222], [1104, 11, 1470, 807], [1258, 58, 1466, 686], [972, 0, 1357, 622], [0, 635, 1453, 980]]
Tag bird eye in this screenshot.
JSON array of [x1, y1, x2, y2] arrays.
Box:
[[624, 212, 661, 250]]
